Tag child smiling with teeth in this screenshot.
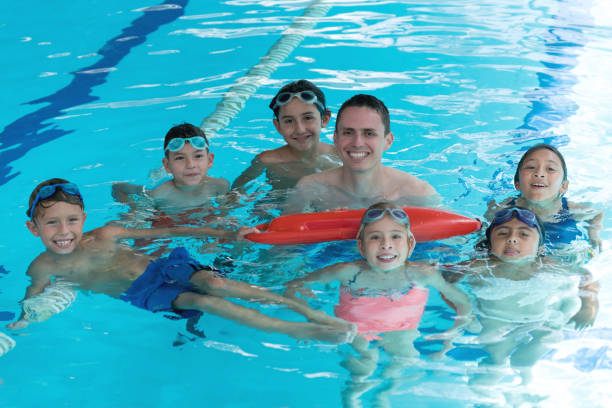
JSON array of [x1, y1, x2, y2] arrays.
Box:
[[486, 143, 603, 260]]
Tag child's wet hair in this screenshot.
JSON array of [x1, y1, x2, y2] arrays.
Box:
[[514, 143, 568, 183], [163, 123, 209, 157], [269, 79, 328, 118], [336, 94, 391, 135], [357, 202, 411, 241], [27, 178, 85, 220]]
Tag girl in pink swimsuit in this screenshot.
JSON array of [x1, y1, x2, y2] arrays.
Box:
[[285, 202, 472, 406]]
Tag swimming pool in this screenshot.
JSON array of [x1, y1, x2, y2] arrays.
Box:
[[1, 0, 611, 406]]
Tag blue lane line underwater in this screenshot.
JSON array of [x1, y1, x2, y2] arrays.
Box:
[[0, 0, 189, 187]]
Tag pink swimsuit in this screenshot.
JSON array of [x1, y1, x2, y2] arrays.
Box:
[[334, 286, 429, 341]]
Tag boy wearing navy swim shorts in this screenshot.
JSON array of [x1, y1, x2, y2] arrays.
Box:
[[8, 178, 355, 344]]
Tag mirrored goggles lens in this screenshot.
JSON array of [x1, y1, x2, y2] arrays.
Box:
[[28, 183, 83, 218], [165, 136, 208, 152]]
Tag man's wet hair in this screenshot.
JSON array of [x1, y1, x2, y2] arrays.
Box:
[[336, 94, 390, 135]]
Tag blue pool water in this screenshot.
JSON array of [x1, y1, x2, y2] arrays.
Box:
[[1, 1, 611, 407]]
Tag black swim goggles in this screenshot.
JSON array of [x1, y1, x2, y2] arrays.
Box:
[[165, 136, 208, 152], [487, 207, 544, 244], [272, 90, 326, 114], [28, 183, 83, 218]]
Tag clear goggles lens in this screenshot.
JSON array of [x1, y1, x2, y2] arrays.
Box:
[[165, 136, 208, 152]]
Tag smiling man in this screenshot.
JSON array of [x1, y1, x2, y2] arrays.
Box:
[[285, 94, 439, 213]]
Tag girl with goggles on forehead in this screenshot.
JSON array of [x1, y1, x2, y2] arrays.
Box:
[[455, 206, 599, 387], [485, 143, 603, 262], [112, 123, 231, 216], [231, 80, 340, 193], [285, 202, 472, 406]]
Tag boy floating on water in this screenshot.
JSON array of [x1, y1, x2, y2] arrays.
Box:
[[285, 202, 471, 406], [8, 178, 356, 345]]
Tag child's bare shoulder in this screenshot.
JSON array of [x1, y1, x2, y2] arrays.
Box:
[[406, 261, 437, 278], [257, 147, 290, 164], [147, 181, 173, 199], [205, 176, 230, 193], [317, 260, 364, 281], [27, 253, 55, 277], [86, 225, 128, 242]]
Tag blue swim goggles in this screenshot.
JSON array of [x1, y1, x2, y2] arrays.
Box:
[[487, 207, 544, 244], [165, 136, 208, 152], [28, 183, 83, 218], [362, 208, 410, 227], [272, 90, 326, 114]]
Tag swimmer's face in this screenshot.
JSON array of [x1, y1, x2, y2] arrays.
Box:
[[26, 201, 86, 255], [489, 217, 540, 262], [163, 142, 213, 187], [274, 97, 330, 154], [334, 106, 393, 172], [515, 148, 568, 203], [358, 216, 415, 271]]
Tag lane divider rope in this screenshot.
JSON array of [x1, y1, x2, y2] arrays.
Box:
[[200, 0, 331, 135]]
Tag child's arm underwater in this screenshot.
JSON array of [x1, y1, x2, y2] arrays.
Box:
[[586, 210, 603, 253], [415, 264, 473, 339], [7, 259, 54, 330], [569, 270, 599, 330], [284, 262, 361, 305], [231, 158, 266, 193], [111, 182, 148, 209], [95, 223, 259, 242]]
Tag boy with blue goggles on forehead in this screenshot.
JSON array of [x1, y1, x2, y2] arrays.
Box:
[[9, 178, 357, 345], [231, 79, 341, 193], [112, 123, 230, 215]]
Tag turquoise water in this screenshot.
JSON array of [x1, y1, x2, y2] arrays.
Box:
[[1, 1, 611, 407]]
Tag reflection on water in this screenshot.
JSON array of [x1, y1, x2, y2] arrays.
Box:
[[1, 0, 611, 407]]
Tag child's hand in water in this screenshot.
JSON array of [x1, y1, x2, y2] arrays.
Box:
[[235, 226, 260, 241], [7, 319, 30, 330], [569, 304, 597, 330]]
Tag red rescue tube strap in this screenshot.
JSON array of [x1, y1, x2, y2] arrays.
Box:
[[245, 206, 481, 245]]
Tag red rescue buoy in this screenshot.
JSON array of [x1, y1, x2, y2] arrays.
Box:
[[245, 207, 481, 245]]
